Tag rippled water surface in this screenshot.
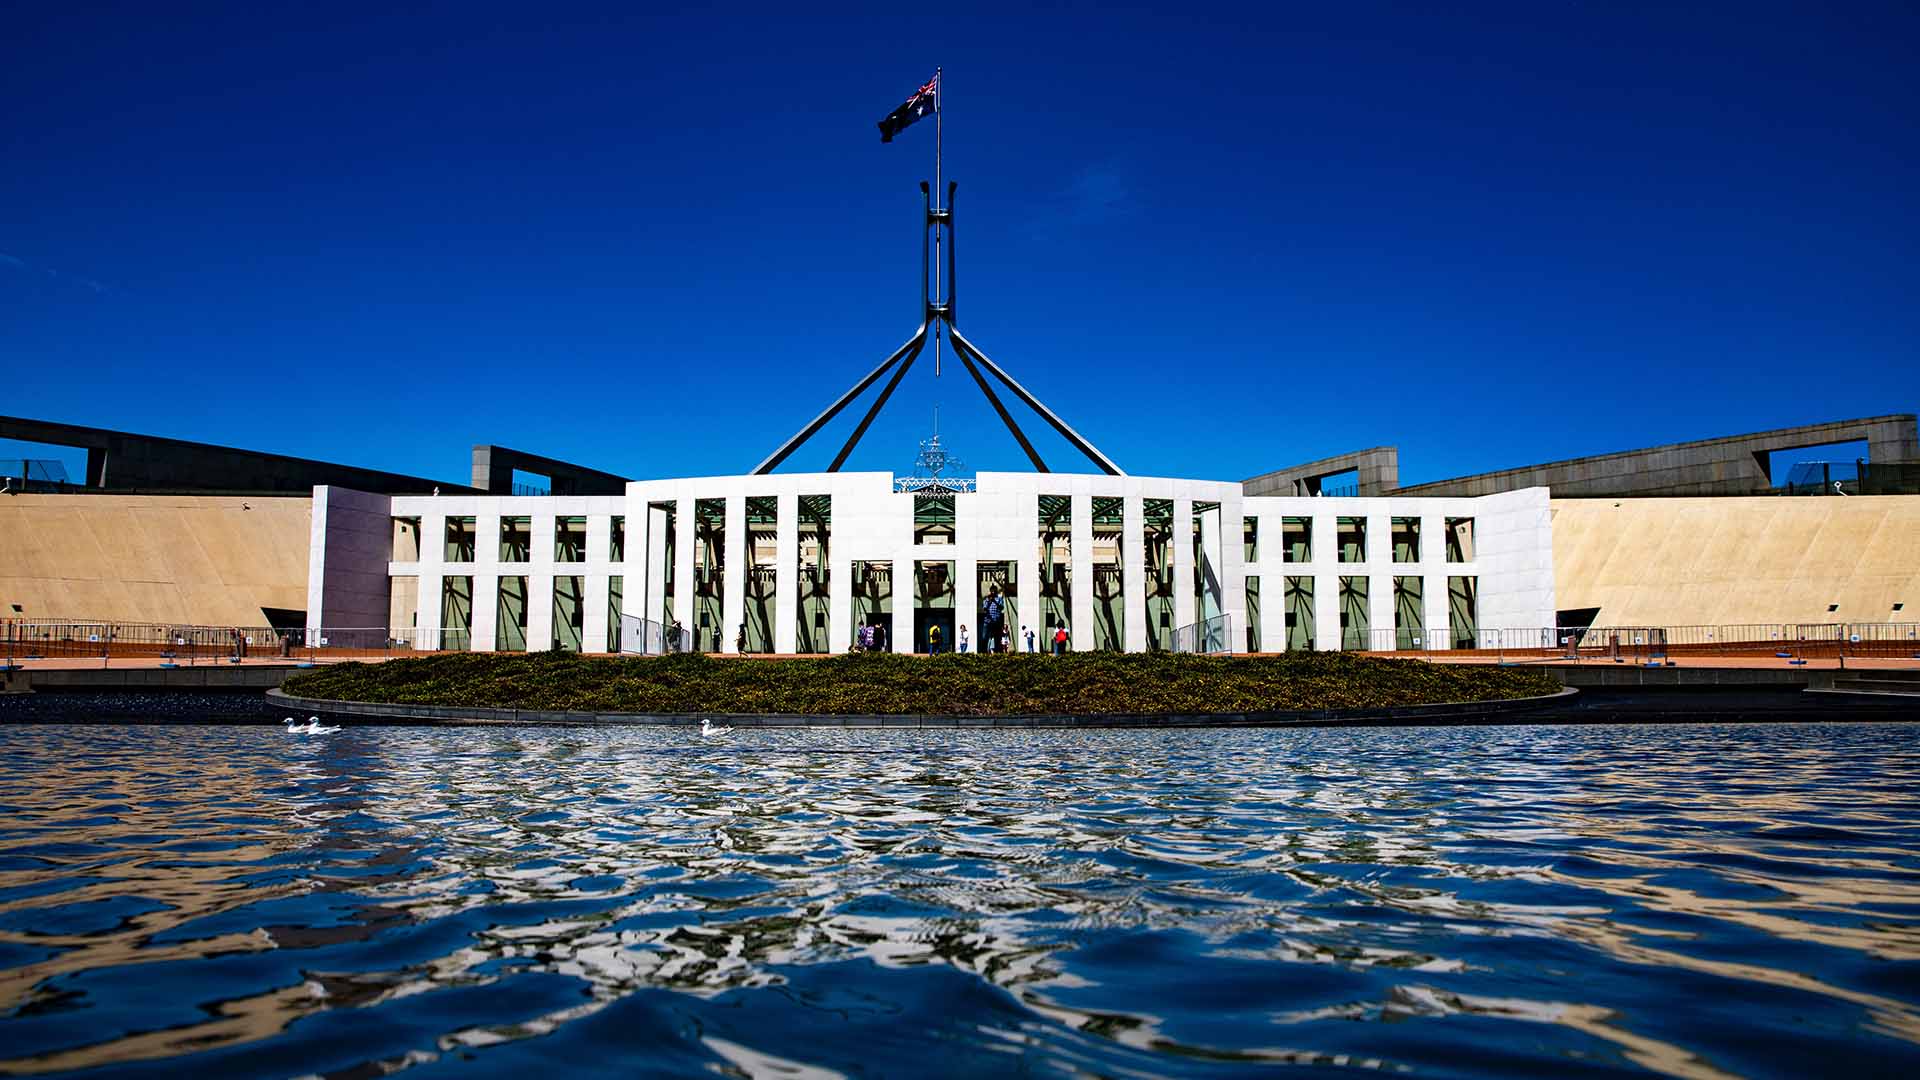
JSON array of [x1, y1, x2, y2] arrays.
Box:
[[3, 722, 1919, 1078]]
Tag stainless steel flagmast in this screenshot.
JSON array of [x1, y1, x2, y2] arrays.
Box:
[[752, 70, 1124, 477], [925, 67, 933, 376]]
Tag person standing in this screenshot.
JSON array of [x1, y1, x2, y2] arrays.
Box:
[[981, 585, 1005, 654], [1024, 626, 1035, 653], [1053, 624, 1068, 656], [958, 625, 970, 653], [928, 622, 943, 655]]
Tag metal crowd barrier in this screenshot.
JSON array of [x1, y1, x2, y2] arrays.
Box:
[[617, 614, 690, 655], [1172, 613, 1236, 654]]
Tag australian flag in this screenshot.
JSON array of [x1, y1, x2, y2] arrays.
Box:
[[878, 73, 939, 143]]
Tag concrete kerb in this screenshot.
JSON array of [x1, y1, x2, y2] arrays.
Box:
[[266, 686, 1579, 729]]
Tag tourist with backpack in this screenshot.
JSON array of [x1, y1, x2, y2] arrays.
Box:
[[981, 585, 1006, 654]]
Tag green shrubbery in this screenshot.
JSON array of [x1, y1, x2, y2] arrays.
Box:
[[283, 651, 1558, 716]]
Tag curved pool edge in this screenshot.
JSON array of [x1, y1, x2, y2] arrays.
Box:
[[265, 685, 1580, 728]]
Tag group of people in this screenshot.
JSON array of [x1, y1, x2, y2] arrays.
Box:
[[855, 585, 1074, 656], [853, 621, 889, 652]]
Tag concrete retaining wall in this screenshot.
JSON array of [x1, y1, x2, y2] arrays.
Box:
[[266, 686, 1578, 728]]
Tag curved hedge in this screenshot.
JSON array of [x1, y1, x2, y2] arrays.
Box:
[[281, 651, 1559, 716]]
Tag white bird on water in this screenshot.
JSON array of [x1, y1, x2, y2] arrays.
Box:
[[282, 716, 342, 735], [700, 718, 733, 738]]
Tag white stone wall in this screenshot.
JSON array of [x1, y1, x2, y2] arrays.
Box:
[[385, 492, 629, 651], [1239, 485, 1556, 649], [345, 473, 1556, 653]]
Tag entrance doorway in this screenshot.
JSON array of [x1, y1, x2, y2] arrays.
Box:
[[915, 560, 955, 653]]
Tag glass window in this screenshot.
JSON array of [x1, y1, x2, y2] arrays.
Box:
[[609, 516, 625, 562], [1245, 576, 1260, 652], [1446, 518, 1475, 563], [977, 561, 1016, 653], [798, 496, 831, 653], [1038, 495, 1071, 640], [1144, 499, 1174, 651], [555, 516, 587, 562], [553, 575, 585, 651], [1284, 576, 1314, 651], [1337, 517, 1366, 563], [499, 516, 531, 562], [1093, 498, 1124, 651], [1339, 575, 1369, 649], [852, 560, 893, 651], [1393, 575, 1424, 649], [694, 499, 725, 652], [1282, 517, 1311, 562], [1449, 575, 1479, 648], [649, 501, 677, 629], [440, 575, 472, 650], [444, 517, 476, 562], [608, 575, 624, 652], [1243, 517, 1258, 562], [914, 495, 955, 545], [915, 560, 955, 654], [744, 497, 777, 653], [1392, 517, 1420, 563], [496, 575, 528, 651]]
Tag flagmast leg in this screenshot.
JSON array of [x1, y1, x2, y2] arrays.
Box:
[[933, 68, 942, 377]]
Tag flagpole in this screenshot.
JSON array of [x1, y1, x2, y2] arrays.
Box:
[[933, 66, 942, 378]]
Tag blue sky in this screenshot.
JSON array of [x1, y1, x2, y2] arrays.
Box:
[[3, 2, 1915, 488]]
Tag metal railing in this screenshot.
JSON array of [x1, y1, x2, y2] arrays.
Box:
[[3, 621, 284, 666], [1358, 622, 1920, 662], [1172, 613, 1235, 654], [1780, 460, 1920, 497], [5, 616, 1916, 668], [0, 621, 481, 668]]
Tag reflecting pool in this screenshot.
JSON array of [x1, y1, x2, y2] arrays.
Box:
[[2, 722, 1918, 1077]]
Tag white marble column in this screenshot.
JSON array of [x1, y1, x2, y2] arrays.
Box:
[[1219, 494, 1245, 652], [722, 495, 745, 653], [471, 572, 499, 652], [416, 571, 442, 651], [889, 560, 909, 654], [775, 492, 797, 654], [1313, 513, 1340, 651], [581, 515, 609, 653], [526, 572, 554, 652], [583, 574, 609, 654], [1122, 495, 1146, 652], [1423, 514, 1449, 649], [1368, 511, 1394, 651], [1070, 493, 1093, 651], [828, 508, 852, 653]]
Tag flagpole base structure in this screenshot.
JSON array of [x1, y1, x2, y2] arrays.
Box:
[[753, 182, 1123, 477]]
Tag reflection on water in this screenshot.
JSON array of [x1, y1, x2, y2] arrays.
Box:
[[1, 723, 1918, 1078]]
